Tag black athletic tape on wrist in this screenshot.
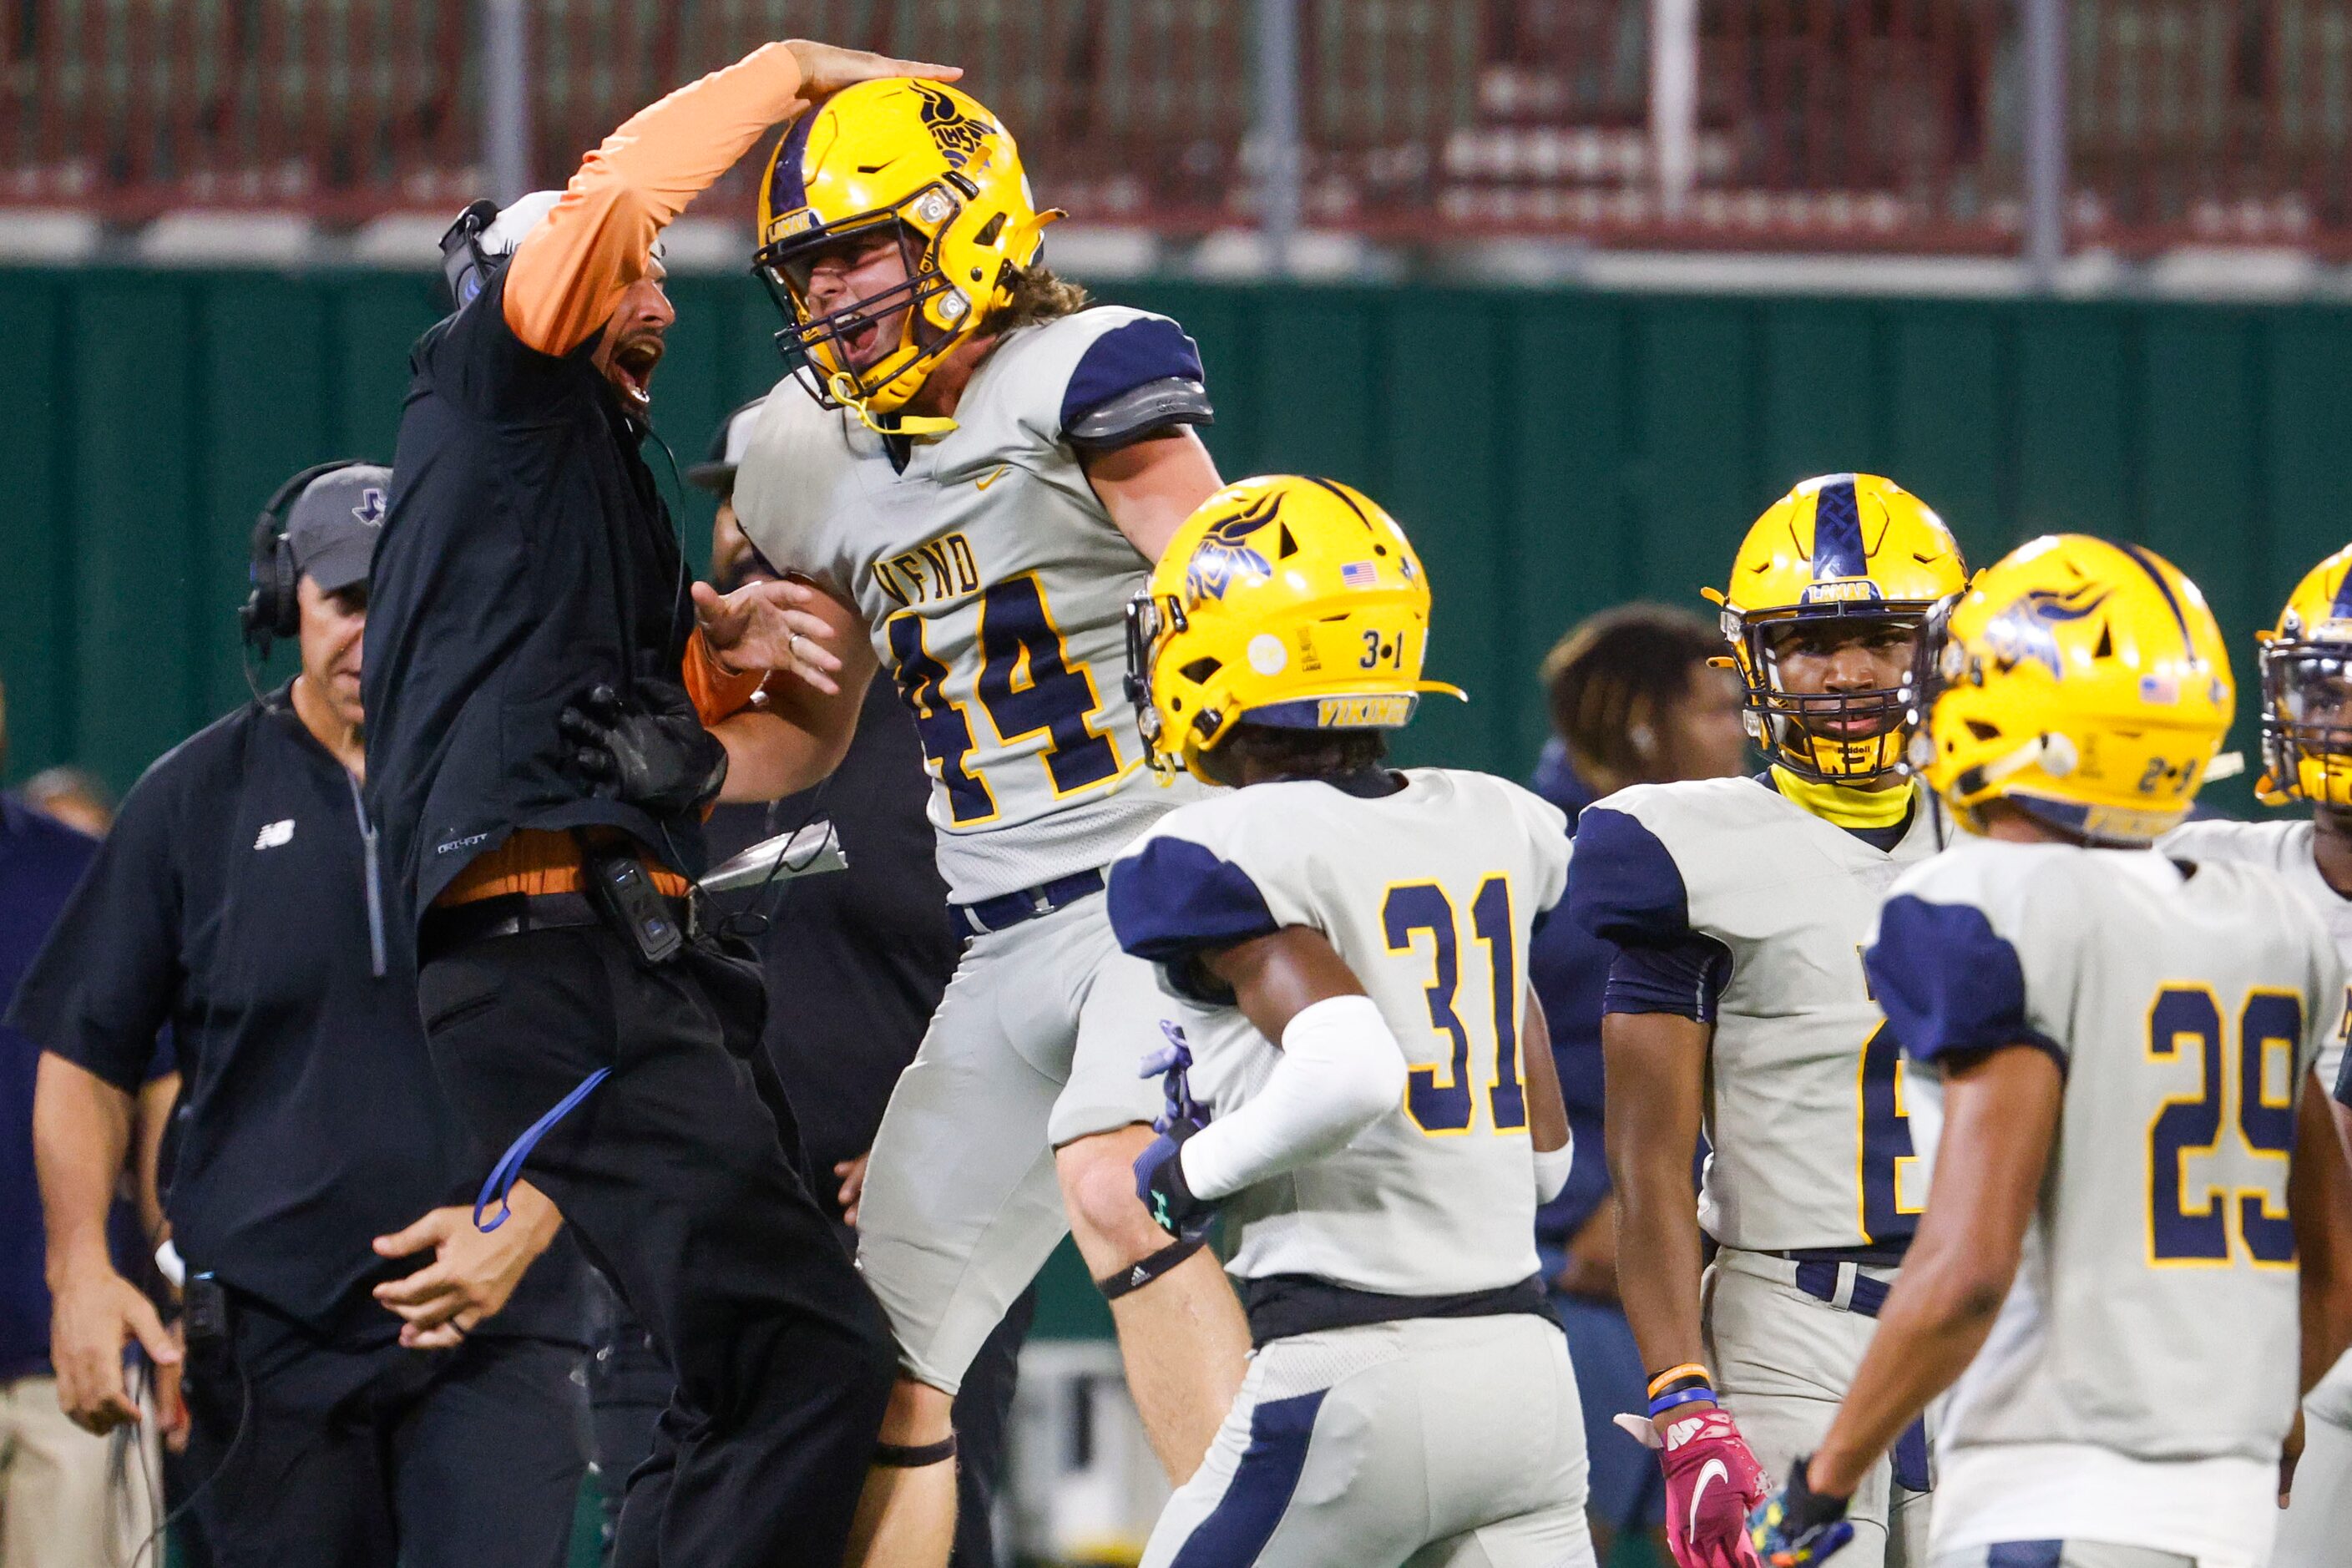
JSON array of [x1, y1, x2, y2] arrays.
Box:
[[873, 1435, 958, 1469], [1095, 1235, 1205, 1300]]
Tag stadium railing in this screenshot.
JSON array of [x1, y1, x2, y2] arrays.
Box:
[[1, 0, 2344, 255]]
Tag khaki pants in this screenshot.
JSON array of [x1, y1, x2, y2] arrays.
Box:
[[0, 1373, 155, 1568]]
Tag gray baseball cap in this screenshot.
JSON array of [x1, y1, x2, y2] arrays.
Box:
[[686, 397, 770, 496], [286, 464, 392, 594]]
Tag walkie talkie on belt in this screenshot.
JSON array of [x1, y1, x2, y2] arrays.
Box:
[[581, 840, 685, 968]]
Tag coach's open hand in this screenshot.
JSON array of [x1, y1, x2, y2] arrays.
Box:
[[781, 39, 960, 102], [693, 576, 847, 693], [373, 1181, 562, 1351]]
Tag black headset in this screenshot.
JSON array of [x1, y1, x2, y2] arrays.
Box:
[[438, 199, 503, 311], [241, 460, 364, 654]]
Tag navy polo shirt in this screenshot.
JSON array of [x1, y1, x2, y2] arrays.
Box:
[[1524, 746, 1613, 1247], [0, 797, 100, 1380], [8, 690, 587, 1344]]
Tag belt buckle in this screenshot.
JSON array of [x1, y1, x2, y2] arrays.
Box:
[[1028, 885, 1055, 919]]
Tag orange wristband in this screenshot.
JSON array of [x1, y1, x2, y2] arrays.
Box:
[[683, 627, 766, 726], [1646, 1363, 1712, 1398]]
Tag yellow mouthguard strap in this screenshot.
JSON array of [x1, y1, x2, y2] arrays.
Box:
[[1771, 765, 1916, 829], [828, 372, 957, 439]]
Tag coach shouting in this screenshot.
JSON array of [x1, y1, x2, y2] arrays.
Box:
[[363, 40, 953, 1568]]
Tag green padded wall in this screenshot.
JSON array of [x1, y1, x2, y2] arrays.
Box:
[[11, 270, 2352, 817]]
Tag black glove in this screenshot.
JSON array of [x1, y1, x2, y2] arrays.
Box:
[[1133, 1119, 1213, 1243], [1748, 1455, 1854, 1567], [559, 680, 728, 817]]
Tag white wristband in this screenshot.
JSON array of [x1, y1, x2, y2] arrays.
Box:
[[1532, 1136, 1576, 1204], [1178, 994, 1408, 1201]]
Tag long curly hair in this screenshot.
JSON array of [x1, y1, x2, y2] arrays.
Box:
[[996, 265, 1090, 331]]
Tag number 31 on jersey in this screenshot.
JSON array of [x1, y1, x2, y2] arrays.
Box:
[[1383, 876, 1529, 1136]]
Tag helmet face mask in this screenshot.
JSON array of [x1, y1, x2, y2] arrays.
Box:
[[1716, 473, 1969, 789], [757, 193, 967, 414], [1123, 589, 1187, 776], [2262, 640, 2352, 808], [1738, 607, 1928, 783]]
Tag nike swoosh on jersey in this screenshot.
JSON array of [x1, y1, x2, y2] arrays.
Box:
[[1687, 1457, 1729, 1534], [975, 464, 1009, 491]]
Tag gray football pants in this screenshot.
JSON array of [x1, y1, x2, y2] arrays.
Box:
[[1141, 1315, 1596, 1568], [2271, 1350, 2352, 1567], [1707, 1250, 1932, 1568], [856, 894, 1168, 1393]]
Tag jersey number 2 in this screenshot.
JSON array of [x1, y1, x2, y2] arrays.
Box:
[[888, 574, 1120, 825], [2147, 985, 2300, 1267], [1383, 877, 1527, 1136]]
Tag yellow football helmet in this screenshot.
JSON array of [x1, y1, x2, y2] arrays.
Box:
[[1919, 534, 2234, 844], [2257, 543, 2352, 808], [1125, 476, 1464, 783], [1714, 474, 1967, 783], [754, 79, 1061, 427]]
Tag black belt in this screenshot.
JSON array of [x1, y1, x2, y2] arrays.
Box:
[[418, 891, 618, 962], [949, 868, 1105, 940], [1778, 1241, 1910, 1268], [1239, 1272, 1555, 1348]]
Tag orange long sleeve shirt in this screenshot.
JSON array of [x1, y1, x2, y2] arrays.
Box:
[[503, 41, 808, 357]]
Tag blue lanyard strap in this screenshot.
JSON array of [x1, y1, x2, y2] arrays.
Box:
[[473, 1068, 611, 1232]]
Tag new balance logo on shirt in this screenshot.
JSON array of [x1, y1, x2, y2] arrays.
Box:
[[255, 818, 296, 850]]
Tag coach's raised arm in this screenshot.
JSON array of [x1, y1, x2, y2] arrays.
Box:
[[362, 39, 953, 1568]]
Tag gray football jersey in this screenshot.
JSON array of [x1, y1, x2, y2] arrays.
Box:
[[1867, 837, 2344, 1466], [1567, 778, 1944, 1252], [1106, 770, 1571, 1296], [732, 306, 1209, 903], [2164, 817, 2352, 1090]]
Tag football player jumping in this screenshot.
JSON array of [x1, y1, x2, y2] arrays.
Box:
[[2157, 543, 2352, 1567], [1751, 535, 2352, 1568], [1108, 475, 1596, 1568], [1570, 476, 1966, 1568], [726, 80, 1247, 1567]]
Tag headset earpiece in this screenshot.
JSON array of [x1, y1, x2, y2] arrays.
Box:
[[240, 513, 292, 648]]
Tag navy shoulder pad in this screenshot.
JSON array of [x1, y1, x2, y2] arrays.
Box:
[[1107, 834, 1280, 964], [1867, 896, 2063, 1070], [1060, 316, 1210, 442], [1565, 806, 1695, 948]]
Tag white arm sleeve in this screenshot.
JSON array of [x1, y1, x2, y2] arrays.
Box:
[[1532, 1136, 1576, 1205], [1176, 994, 1409, 1201]]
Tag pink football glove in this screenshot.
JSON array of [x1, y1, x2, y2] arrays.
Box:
[[1656, 1407, 1770, 1568]]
